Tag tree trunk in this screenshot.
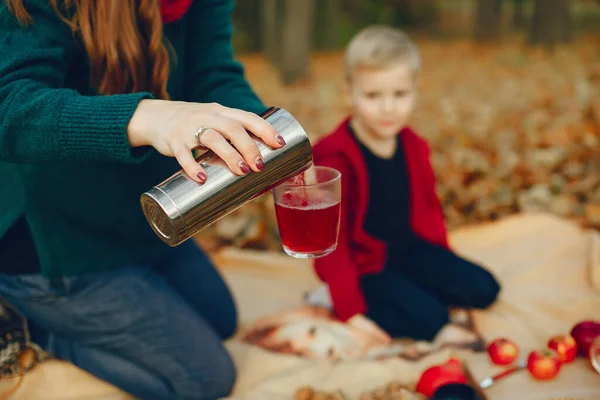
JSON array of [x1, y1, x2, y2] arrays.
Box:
[[279, 0, 315, 84], [389, 0, 439, 29], [261, 0, 280, 64], [232, 0, 261, 52], [321, 0, 340, 50], [529, 0, 572, 46], [388, 0, 413, 26], [474, 0, 504, 42], [512, 0, 526, 28]]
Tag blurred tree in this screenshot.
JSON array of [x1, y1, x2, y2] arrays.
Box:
[[330, 0, 440, 41], [339, 0, 370, 25], [325, 0, 342, 50], [231, 0, 261, 52], [530, 0, 572, 46], [314, 0, 341, 50], [512, 0, 526, 28], [385, 0, 414, 27], [279, 0, 315, 84], [389, 0, 439, 30], [261, 0, 280, 63], [475, 0, 503, 41]]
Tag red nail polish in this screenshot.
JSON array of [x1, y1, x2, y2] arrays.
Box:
[[239, 161, 250, 174], [255, 157, 265, 171], [277, 135, 286, 146], [197, 172, 207, 182]]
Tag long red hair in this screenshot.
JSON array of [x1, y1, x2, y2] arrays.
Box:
[[5, 0, 170, 99]]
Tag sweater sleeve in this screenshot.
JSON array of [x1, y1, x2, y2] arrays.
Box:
[[183, 0, 267, 115], [313, 155, 367, 322], [0, 2, 154, 164]]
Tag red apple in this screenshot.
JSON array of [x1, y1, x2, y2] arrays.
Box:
[[415, 358, 467, 397], [527, 349, 562, 381], [486, 338, 519, 365], [547, 334, 578, 363], [570, 320, 600, 357]]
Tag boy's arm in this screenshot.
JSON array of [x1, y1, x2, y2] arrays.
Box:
[[313, 155, 367, 321]]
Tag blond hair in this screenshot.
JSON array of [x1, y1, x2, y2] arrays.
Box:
[[344, 25, 421, 81]]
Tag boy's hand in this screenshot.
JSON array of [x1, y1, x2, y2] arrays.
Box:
[[347, 314, 392, 346]]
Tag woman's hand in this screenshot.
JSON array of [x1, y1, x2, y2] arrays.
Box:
[[127, 99, 285, 183], [347, 313, 392, 347]]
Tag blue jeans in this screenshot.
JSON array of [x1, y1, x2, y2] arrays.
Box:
[[0, 240, 238, 400]]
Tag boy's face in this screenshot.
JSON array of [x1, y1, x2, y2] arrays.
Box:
[[348, 62, 417, 141]]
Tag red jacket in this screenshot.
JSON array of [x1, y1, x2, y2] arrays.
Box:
[[312, 118, 450, 321]]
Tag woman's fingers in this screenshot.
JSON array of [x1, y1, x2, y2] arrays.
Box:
[[140, 101, 291, 181], [197, 128, 250, 175], [217, 107, 286, 150], [205, 115, 264, 172], [173, 144, 207, 184]]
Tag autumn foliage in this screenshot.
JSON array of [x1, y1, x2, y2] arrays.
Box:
[[197, 35, 600, 251]]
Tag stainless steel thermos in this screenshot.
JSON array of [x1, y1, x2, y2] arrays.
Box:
[[140, 107, 313, 246]]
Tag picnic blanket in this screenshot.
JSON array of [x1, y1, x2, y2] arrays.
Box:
[[220, 213, 600, 399], [1, 213, 599, 399]]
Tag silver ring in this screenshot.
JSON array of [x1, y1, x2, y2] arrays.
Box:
[[194, 127, 209, 148]]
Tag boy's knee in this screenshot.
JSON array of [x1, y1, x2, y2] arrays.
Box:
[[472, 270, 500, 309], [421, 305, 450, 341]]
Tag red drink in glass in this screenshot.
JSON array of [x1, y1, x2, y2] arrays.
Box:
[[272, 166, 341, 258]]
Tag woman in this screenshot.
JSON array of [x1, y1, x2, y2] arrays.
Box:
[[0, 0, 284, 399]]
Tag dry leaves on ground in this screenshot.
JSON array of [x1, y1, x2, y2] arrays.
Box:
[[196, 35, 600, 251]]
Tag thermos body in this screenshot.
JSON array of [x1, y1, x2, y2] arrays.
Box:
[[140, 107, 313, 247]]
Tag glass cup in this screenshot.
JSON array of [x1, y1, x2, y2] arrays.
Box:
[[590, 335, 600, 374], [272, 166, 342, 258]]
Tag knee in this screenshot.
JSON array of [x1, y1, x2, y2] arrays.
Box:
[[204, 350, 237, 400], [392, 298, 449, 341], [420, 304, 450, 342], [215, 301, 238, 340], [172, 347, 236, 400], [205, 351, 236, 399], [471, 270, 500, 309]]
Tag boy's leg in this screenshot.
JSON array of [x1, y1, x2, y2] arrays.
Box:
[[361, 268, 449, 341], [400, 236, 500, 309], [155, 240, 238, 339], [0, 266, 236, 400]]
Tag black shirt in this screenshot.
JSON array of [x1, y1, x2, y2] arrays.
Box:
[[349, 125, 413, 260]]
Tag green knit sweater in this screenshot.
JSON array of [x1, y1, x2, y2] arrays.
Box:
[[0, 0, 266, 277]]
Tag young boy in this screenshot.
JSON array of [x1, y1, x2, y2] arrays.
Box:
[[307, 25, 500, 346]]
